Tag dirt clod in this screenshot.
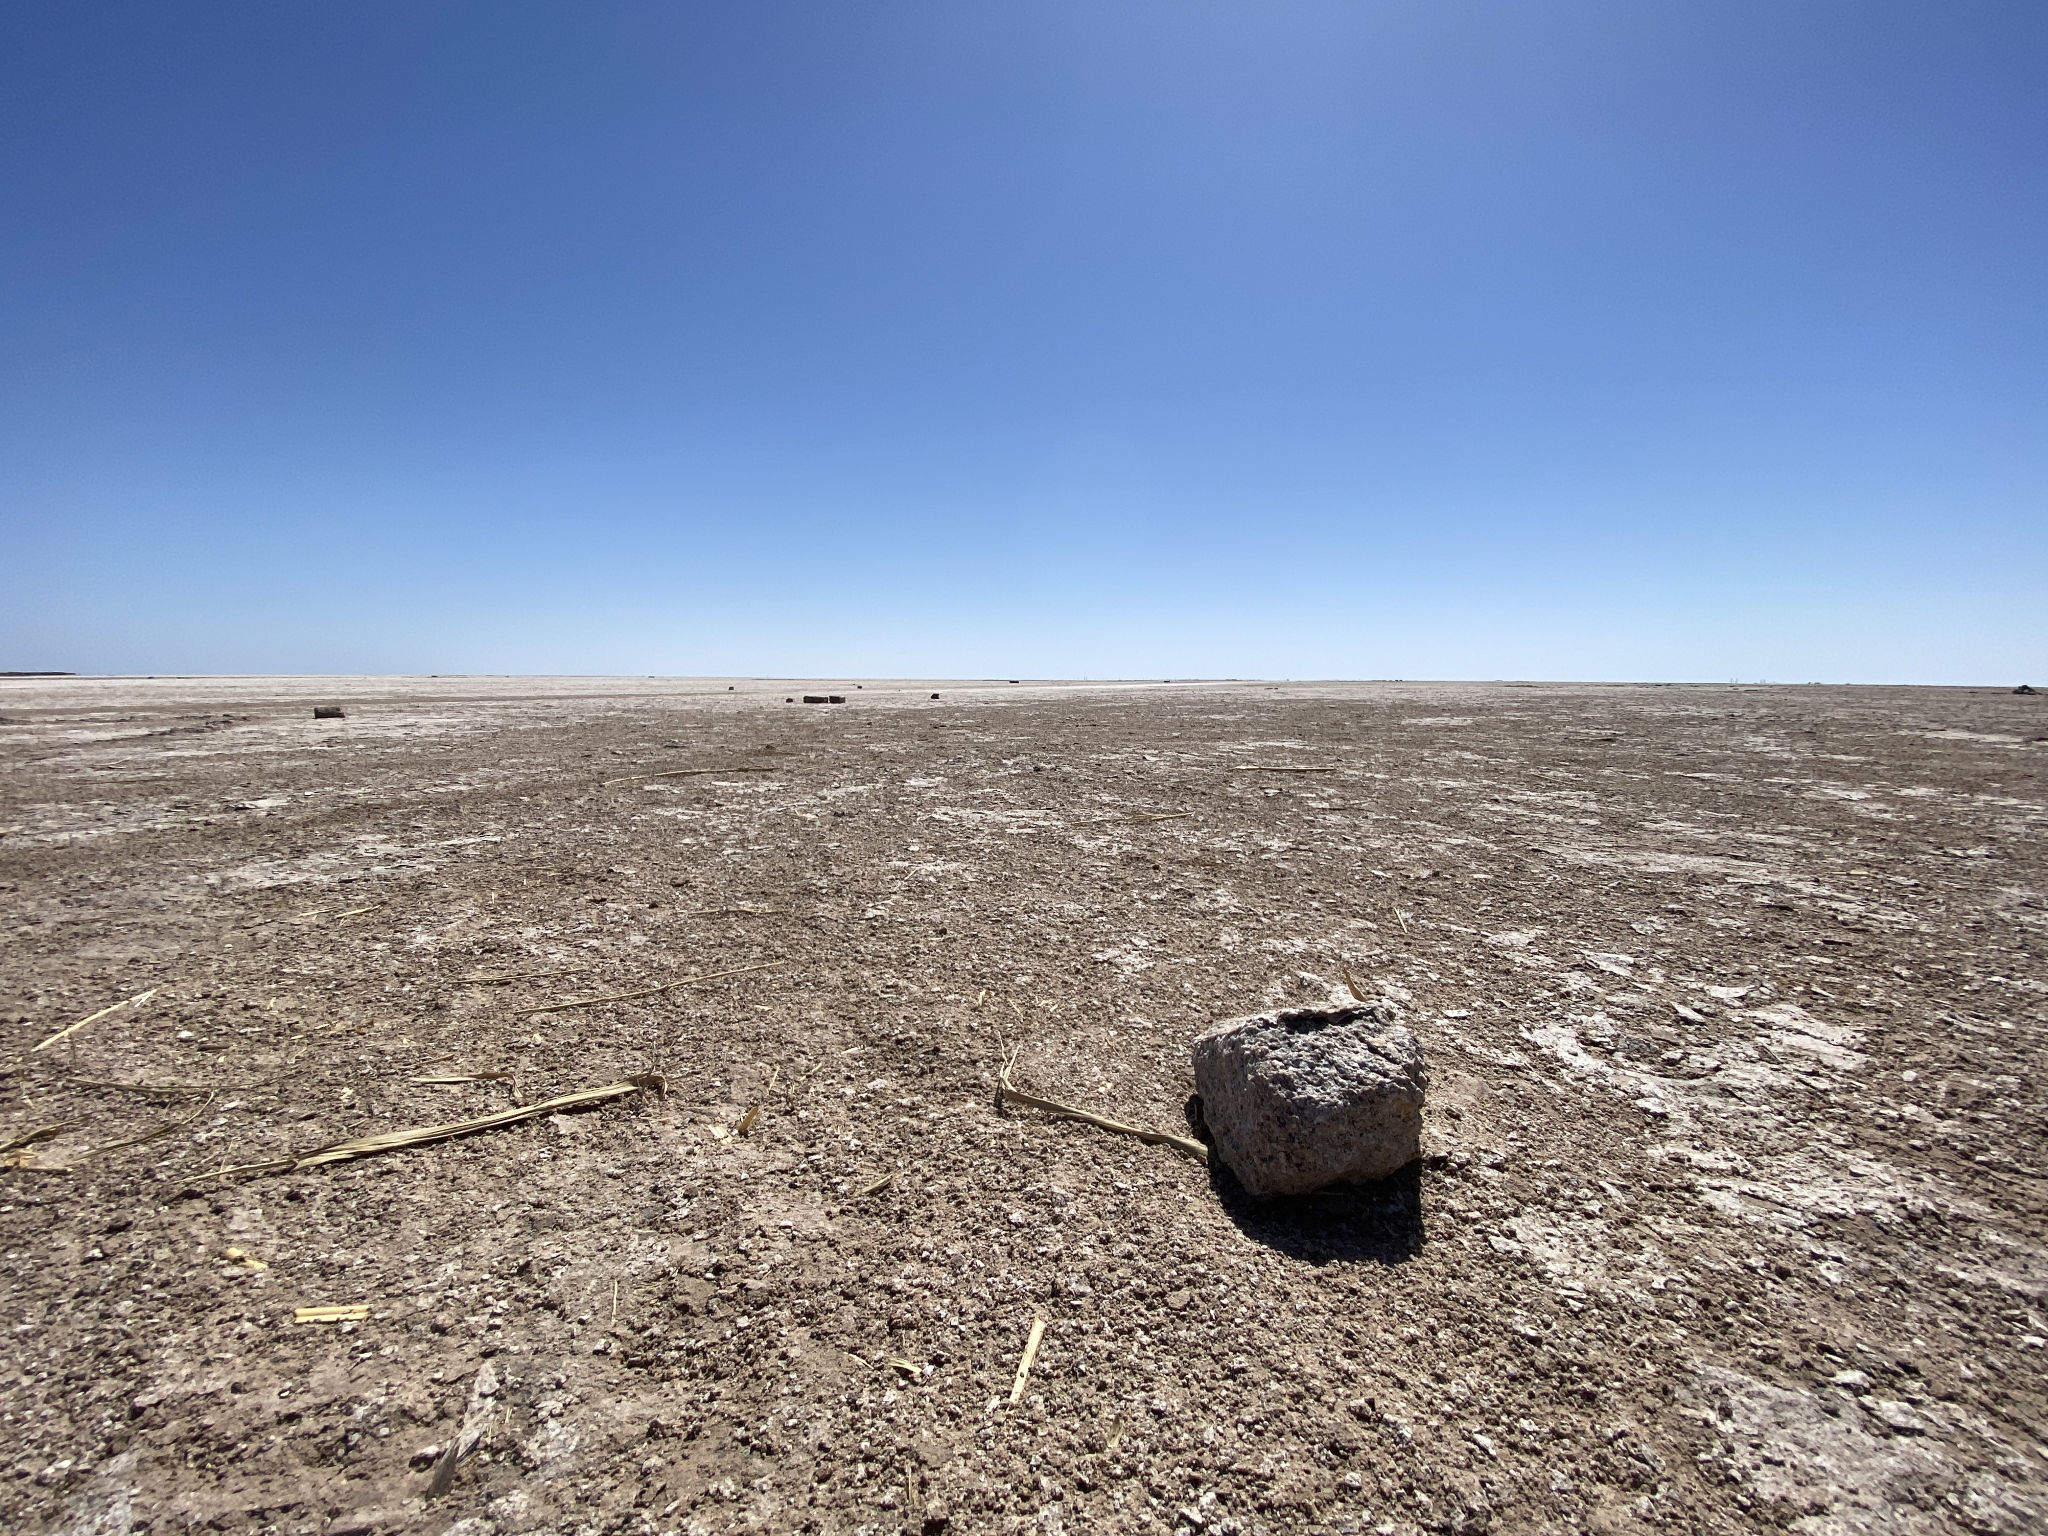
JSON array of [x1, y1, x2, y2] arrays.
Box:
[[1194, 1002, 1425, 1198]]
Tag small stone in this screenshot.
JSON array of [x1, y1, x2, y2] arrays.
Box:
[[1860, 1395, 1928, 1435], [312, 706, 345, 720], [1192, 1002, 1425, 1198]]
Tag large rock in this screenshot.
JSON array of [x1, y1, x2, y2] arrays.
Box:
[[1192, 1003, 1425, 1198]]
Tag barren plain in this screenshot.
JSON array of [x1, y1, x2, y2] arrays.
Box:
[[1, 675, 2043, 1536]]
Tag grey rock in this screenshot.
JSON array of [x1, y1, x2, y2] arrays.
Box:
[[1860, 1395, 1930, 1435], [1192, 1003, 1425, 1198]]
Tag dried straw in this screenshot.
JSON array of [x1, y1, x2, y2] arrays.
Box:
[[294, 1305, 369, 1324], [1009, 1314, 1047, 1404], [208, 1076, 661, 1181], [0, 1123, 69, 1155], [32, 989, 156, 1053], [997, 1052, 1207, 1161]]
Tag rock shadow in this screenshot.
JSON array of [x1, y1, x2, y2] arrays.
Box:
[[1189, 1095, 1425, 1265], [1209, 1161, 1425, 1265]]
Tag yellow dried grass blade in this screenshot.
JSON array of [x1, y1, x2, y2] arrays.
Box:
[[997, 1066, 1207, 1161], [294, 1304, 369, 1324], [33, 989, 156, 1053], [1009, 1314, 1047, 1404], [1340, 961, 1370, 1003], [211, 1079, 649, 1180]]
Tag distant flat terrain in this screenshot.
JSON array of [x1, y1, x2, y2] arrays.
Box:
[[1, 676, 2043, 1535]]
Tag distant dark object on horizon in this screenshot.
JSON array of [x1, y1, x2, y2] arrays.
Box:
[[800, 695, 846, 705], [313, 706, 346, 719], [931, 693, 940, 700], [2017, 684, 2039, 695], [0, 671, 74, 677]]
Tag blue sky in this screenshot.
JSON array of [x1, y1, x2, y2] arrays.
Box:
[[2, 2, 2042, 681]]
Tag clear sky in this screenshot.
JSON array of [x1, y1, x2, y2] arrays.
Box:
[[2, 2, 2042, 682]]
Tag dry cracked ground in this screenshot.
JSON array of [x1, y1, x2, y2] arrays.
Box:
[[1, 675, 2044, 1536]]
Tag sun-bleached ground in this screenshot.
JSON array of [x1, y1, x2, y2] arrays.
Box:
[[2, 676, 2043, 1535]]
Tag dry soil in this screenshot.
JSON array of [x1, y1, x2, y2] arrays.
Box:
[[1, 675, 2043, 1536]]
